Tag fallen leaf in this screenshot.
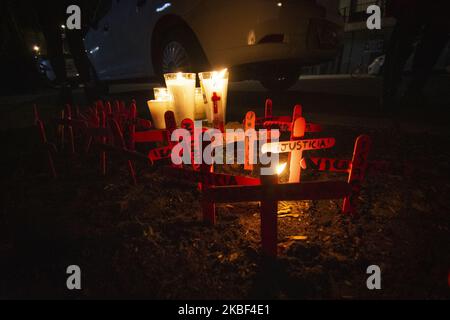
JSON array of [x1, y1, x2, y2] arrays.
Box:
[[278, 213, 300, 218], [287, 235, 308, 241], [229, 253, 239, 262], [278, 209, 292, 215]]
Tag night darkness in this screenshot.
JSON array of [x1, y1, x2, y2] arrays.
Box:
[[0, 0, 449, 305]]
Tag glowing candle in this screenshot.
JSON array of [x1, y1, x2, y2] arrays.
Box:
[[164, 73, 196, 124], [153, 87, 171, 101], [199, 69, 229, 124], [194, 87, 206, 120], [147, 87, 173, 129]]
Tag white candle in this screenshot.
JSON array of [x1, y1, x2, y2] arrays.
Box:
[[147, 87, 174, 129], [153, 87, 171, 101], [147, 99, 171, 129], [199, 69, 229, 124], [194, 88, 206, 120], [164, 73, 196, 124]]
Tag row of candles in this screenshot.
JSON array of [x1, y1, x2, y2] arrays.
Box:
[[147, 70, 229, 129]]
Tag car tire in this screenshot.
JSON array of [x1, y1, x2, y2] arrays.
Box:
[[155, 27, 208, 78], [259, 72, 300, 91]]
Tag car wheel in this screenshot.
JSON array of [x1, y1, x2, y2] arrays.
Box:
[[259, 72, 300, 91], [155, 27, 208, 77]]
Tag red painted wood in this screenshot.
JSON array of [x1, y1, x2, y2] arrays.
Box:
[[96, 101, 105, 115], [263, 121, 322, 133], [244, 111, 256, 171], [164, 111, 177, 131], [181, 118, 202, 169], [105, 101, 112, 115], [212, 92, 224, 132], [301, 157, 352, 173], [129, 102, 137, 151], [114, 100, 120, 114], [110, 119, 137, 185], [262, 137, 336, 154], [137, 119, 153, 129], [100, 111, 107, 176], [265, 99, 273, 118], [301, 157, 389, 175], [292, 104, 302, 121], [201, 162, 215, 225], [148, 146, 172, 162], [343, 135, 371, 214], [260, 174, 278, 258], [161, 166, 260, 187], [133, 130, 166, 143], [288, 117, 306, 182], [256, 115, 291, 126], [34, 106, 57, 178]]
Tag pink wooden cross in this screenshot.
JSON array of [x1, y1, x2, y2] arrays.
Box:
[[262, 117, 336, 183]]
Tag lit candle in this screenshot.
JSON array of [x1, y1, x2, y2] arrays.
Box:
[[194, 88, 206, 120], [153, 87, 171, 101], [147, 87, 173, 129], [199, 69, 229, 124], [164, 73, 196, 124]]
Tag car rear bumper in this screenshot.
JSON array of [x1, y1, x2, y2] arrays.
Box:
[[190, 1, 343, 69]]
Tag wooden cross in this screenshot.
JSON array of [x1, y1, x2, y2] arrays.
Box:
[[262, 118, 336, 183], [203, 177, 351, 257], [33, 105, 57, 178], [161, 165, 260, 225], [255, 99, 292, 127], [255, 100, 322, 133], [200, 135, 371, 257]]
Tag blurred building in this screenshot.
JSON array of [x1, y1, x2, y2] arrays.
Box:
[[338, 0, 393, 74], [305, 0, 450, 75]]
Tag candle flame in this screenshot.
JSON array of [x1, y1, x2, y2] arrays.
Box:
[[211, 68, 228, 88], [276, 163, 287, 175], [218, 68, 228, 78]]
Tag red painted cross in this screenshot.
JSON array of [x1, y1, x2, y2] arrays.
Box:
[[262, 117, 336, 183], [200, 135, 371, 257]]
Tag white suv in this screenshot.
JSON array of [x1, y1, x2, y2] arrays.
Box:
[[85, 0, 343, 90]]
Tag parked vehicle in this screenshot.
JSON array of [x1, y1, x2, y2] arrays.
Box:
[[368, 55, 385, 76], [35, 54, 79, 84], [84, 0, 343, 90]]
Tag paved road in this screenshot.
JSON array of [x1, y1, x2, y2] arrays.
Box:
[[106, 74, 449, 134], [1, 74, 449, 134]]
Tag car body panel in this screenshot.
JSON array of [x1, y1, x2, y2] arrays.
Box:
[[84, 0, 343, 81]]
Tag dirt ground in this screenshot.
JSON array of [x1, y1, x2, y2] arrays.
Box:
[[0, 100, 449, 299]]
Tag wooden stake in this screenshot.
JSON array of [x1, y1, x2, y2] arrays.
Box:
[[260, 174, 278, 258], [288, 117, 306, 183], [34, 105, 57, 179], [201, 162, 216, 225], [100, 110, 107, 176], [244, 111, 256, 171], [343, 135, 371, 214], [265, 99, 273, 118]]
